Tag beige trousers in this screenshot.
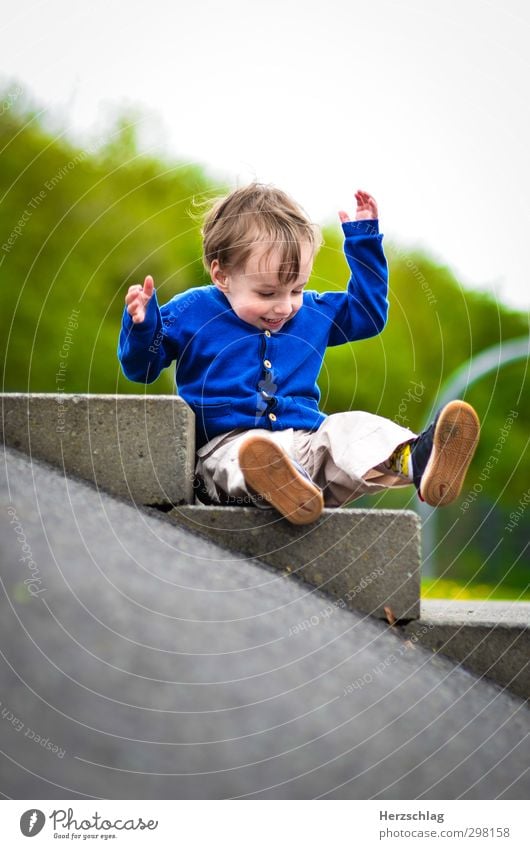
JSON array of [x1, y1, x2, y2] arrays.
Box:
[[195, 412, 416, 508]]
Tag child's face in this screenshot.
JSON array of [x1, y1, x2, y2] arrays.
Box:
[[211, 243, 313, 332]]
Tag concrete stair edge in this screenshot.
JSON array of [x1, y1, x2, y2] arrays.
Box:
[[402, 600, 529, 701]]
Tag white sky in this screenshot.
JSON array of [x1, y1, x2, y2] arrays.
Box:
[[1, 0, 529, 311]]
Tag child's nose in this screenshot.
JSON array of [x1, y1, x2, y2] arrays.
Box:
[[273, 298, 291, 314]]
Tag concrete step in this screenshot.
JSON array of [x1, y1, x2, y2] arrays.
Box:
[[167, 505, 421, 622], [1, 392, 423, 621], [1, 392, 195, 505], [403, 600, 530, 700]]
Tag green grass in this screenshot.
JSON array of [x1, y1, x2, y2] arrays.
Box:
[[421, 578, 530, 601]]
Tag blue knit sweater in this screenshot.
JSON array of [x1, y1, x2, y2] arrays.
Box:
[[118, 219, 388, 447]]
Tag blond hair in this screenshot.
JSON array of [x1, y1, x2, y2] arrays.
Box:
[[200, 183, 322, 285]]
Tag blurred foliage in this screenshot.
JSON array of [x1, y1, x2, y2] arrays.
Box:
[[1, 87, 528, 592], [421, 578, 530, 602]]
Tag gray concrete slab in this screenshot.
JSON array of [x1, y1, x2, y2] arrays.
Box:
[[401, 600, 530, 700], [170, 505, 421, 621], [1, 393, 195, 504], [0, 447, 528, 800], [420, 600, 530, 626]]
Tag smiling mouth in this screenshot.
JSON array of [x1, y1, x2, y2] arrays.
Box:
[[262, 317, 288, 327]]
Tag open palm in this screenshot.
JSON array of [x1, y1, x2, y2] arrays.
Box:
[[338, 190, 378, 223]]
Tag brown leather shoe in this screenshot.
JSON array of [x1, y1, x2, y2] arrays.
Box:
[[238, 436, 323, 525], [412, 400, 480, 506]]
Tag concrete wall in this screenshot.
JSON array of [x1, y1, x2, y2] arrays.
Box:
[[1, 393, 195, 505]]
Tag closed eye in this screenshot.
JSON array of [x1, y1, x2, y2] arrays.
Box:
[[257, 289, 304, 298]]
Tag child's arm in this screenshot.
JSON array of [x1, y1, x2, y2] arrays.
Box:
[[324, 190, 388, 345], [118, 275, 177, 383]]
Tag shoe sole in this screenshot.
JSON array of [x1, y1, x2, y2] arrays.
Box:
[[238, 436, 323, 525], [420, 400, 480, 506]]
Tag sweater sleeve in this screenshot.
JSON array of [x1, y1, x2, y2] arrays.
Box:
[[117, 291, 178, 384], [326, 218, 389, 346]]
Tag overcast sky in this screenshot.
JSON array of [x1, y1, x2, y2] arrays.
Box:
[[2, 0, 529, 311]]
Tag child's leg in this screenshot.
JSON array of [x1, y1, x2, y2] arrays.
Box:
[[294, 411, 416, 507], [196, 427, 323, 523], [196, 429, 304, 499], [238, 435, 323, 524], [196, 416, 412, 513], [295, 402, 479, 508], [195, 402, 479, 519], [195, 429, 272, 505]]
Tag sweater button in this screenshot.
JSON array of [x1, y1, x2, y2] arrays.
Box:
[[264, 359, 272, 369], [268, 412, 277, 422], [264, 330, 271, 338]]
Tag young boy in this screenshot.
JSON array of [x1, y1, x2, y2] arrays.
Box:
[[118, 184, 480, 524]]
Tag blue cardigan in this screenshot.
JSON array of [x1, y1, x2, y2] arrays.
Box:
[[118, 219, 388, 447]]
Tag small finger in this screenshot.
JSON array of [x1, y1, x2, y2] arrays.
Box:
[[338, 210, 350, 223]]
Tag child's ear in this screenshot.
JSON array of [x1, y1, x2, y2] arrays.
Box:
[[210, 260, 229, 291]]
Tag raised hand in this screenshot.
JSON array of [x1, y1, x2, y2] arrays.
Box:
[[338, 190, 378, 223], [125, 275, 154, 324]]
